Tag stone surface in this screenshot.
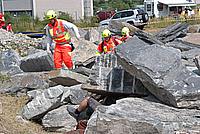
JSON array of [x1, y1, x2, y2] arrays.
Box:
[[116, 36, 200, 109], [85, 98, 200, 134], [0, 29, 40, 56], [154, 23, 188, 43], [72, 39, 97, 64], [86, 54, 148, 95], [20, 50, 54, 72], [182, 33, 200, 45], [72, 66, 92, 77], [42, 105, 77, 132], [48, 69, 88, 86], [61, 84, 88, 105], [0, 72, 50, 93], [21, 85, 65, 120], [84, 27, 101, 43], [0, 49, 23, 75], [165, 40, 197, 52]]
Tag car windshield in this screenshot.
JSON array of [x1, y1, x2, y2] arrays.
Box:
[[112, 13, 121, 19], [121, 11, 134, 18]]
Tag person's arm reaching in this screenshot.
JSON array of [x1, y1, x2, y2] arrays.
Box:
[[45, 26, 53, 53], [62, 20, 80, 40]]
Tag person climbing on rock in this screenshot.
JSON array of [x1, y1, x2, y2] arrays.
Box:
[[45, 10, 80, 70]]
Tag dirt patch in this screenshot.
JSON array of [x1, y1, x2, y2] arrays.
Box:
[[0, 94, 60, 134]]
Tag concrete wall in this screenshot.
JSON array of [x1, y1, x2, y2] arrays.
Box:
[[34, 0, 84, 21], [4, 0, 32, 11], [84, 0, 93, 17]]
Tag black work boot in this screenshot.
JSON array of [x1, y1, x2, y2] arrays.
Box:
[[67, 106, 79, 120]]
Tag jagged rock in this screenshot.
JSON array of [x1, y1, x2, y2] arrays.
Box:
[[27, 89, 44, 99], [116, 36, 200, 109], [78, 28, 88, 39], [75, 56, 96, 69], [154, 23, 188, 43], [0, 72, 50, 93], [20, 50, 54, 72], [187, 25, 200, 33], [0, 49, 23, 75], [85, 54, 148, 95], [181, 48, 200, 60], [85, 98, 200, 134], [0, 29, 40, 56], [165, 40, 196, 51], [181, 48, 200, 67], [72, 39, 97, 64], [182, 33, 200, 45], [42, 105, 77, 132], [107, 21, 164, 45], [48, 69, 88, 86], [84, 27, 101, 43], [61, 84, 88, 105], [193, 55, 200, 74], [72, 66, 92, 77], [21, 85, 65, 120], [108, 21, 139, 35]]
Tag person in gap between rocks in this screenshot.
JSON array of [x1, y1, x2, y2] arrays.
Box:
[[45, 10, 80, 70]]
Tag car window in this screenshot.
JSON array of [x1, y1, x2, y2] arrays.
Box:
[[121, 11, 134, 18], [112, 13, 121, 19], [137, 9, 144, 14]]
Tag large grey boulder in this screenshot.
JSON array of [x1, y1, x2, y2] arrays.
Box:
[[0, 49, 23, 75], [61, 84, 88, 105], [108, 21, 164, 45], [0, 29, 40, 56], [48, 69, 88, 86], [72, 39, 97, 64], [165, 39, 200, 52], [85, 54, 148, 95], [115, 36, 200, 108], [21, 85, 65, 120], [154, 23, 188, 43], [42, 105, 77, 132], [84, 27, 101, 43], [85, 98, 200, 134], [0, 72, 50, 93], [20, 50, 54, 72]]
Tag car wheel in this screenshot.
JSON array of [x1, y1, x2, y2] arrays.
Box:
[[138, 25, 145, 30]]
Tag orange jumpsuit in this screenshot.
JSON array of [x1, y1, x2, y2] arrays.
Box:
[[46, 19, 80, 69], [97, 37, 122, 54]]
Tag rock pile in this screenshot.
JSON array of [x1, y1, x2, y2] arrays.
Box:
[[0, 23, 200, 133]]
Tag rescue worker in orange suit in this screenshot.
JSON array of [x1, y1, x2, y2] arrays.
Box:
[[45, 10, 80, 70], [0, 13, 5, 29], [96, 29, 122, 55], [120, 27, 130, 42]]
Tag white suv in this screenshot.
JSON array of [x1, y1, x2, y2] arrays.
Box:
[[99, 8, 149, 30]]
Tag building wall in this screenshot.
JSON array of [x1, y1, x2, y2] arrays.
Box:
[[4, 0, 32, 11], [195, 0, 200, 4], [34, 0, 84, 21], [2, 0, 93, 21], [84, 0, 93, 17]]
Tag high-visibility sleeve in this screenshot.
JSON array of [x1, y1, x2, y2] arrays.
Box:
[[62, 20, 80, 39]]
